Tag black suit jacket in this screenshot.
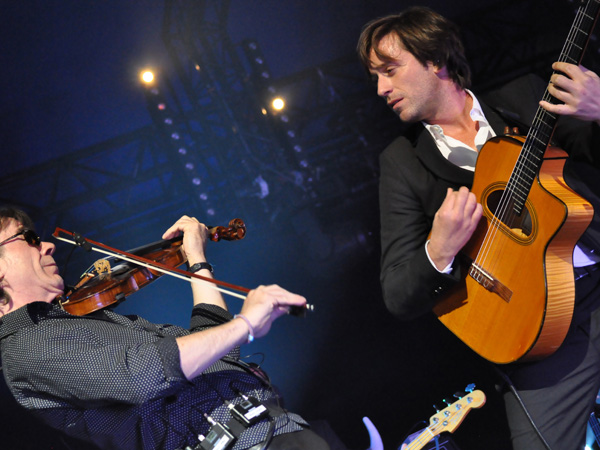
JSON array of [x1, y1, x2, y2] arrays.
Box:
[[379, 74, 600, 321]]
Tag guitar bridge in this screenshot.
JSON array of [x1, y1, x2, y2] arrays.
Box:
[[469, 263, 512, 303]]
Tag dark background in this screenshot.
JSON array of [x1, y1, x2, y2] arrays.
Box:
[[1, 1, 597, 449]]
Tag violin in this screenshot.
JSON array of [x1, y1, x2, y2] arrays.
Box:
[[55, 219, 248, 316], [209, 218, 246, 242], [53, 219, 312, 317]]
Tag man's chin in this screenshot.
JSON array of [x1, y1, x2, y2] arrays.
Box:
[[397, 112, 418, 123]]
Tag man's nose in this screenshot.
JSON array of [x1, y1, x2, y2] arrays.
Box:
[[377, 76, 392, 97], [41, 241, 56, 255]]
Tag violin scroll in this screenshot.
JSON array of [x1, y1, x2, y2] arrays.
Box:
[[209, 218, 246, 242]]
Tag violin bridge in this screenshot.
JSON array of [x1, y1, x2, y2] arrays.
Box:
[[93, 259, 111, 275], [469, 263, 512, 303]]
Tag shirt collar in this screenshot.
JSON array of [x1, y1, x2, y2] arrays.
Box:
[[468, 89, 487, 123], [0, 302, 66, 340], [423, 90, 488, 131]]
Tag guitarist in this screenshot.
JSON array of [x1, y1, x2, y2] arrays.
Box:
[[358, 6, 600, 450]]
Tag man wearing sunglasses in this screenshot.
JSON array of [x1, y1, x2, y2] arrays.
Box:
[[0, 207, 331, 450], [0, 215, 64, 306]]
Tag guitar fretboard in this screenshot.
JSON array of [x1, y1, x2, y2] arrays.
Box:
[[506, 0, 600, 216]]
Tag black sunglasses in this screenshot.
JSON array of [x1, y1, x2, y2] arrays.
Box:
[[0, 229, 42, 248]]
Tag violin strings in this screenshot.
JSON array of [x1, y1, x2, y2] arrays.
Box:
[[53, 235, 247, 300]]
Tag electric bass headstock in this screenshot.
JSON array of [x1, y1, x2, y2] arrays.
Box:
[[405, 384, 486, 450]]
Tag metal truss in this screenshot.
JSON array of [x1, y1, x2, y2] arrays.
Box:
[[2, 0, 597, 269], [159, 0, 300, 226], [159, 1, 400, 239], [0, 125, 193, 266]]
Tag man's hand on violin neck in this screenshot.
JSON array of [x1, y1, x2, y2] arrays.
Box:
[[162, 215, 210, 264], [162, 215, 226, 309], [241, 285, 307, 338]]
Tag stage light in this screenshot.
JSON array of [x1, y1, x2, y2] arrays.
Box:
[[272, 97, 285, 111], [140, 70, 155, 84], [140, 70, 219, 219]]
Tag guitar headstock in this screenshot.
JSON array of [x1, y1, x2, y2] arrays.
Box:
[[405, 387, 486, 450], [428, 389, 486, 434]]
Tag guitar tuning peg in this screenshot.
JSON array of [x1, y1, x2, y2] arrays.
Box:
[[465, 383, 475, 393], [443, 399, 451, 406], [453, 392, 463, 399], [433, 404, 442, 412]]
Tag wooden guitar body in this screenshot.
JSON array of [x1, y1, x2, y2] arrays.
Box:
[[433, 135, 593, 363]]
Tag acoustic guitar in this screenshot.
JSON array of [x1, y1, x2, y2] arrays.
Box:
[[433, 0, 599, 364], [404, 386, 486, 450]]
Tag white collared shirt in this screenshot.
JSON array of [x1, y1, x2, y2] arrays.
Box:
[[423, 90, 495, 170]]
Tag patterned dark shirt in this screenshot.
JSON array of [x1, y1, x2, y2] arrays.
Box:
[[0, 301, 307, 450]]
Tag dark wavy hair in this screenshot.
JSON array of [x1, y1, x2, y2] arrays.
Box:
[[0, 207, 35, 305], [357, 6, 471, 89], [0, 206, 35, 256]]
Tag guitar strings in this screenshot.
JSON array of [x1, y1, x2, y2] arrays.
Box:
[[477, 2, 585, 273], [406, 414, 458, 450], [473, 3, 588, 279]]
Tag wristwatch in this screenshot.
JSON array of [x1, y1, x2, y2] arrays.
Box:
[[189, 262, 213, 273]]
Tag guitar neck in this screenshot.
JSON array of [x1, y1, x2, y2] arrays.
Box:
[[508, 0, 600, 214], [405, 429, 438, 450]]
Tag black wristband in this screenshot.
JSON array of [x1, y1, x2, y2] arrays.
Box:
[[189, 262, 213, 273]]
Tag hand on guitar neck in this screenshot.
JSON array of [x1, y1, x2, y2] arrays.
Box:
[[540, 62, 600, 126]]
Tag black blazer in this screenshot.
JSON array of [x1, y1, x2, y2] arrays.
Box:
[[379, 74, 600, 321]]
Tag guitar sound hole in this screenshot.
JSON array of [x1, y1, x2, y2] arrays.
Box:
[[486, 189, 532, 237]]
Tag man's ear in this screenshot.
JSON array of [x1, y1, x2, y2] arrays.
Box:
[[0, 260, 9, 307], [433, 64, 450, 80], [0, 287, 10, 308]]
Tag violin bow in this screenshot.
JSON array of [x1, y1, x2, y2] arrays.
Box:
[[52, 227, 313, 314]]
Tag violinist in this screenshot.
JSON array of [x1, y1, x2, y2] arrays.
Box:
[[0, 207, 330, 450]]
